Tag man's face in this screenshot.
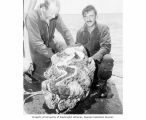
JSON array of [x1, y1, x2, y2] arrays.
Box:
[[83, 10, 96, 27], [43, 4, 59, 24]]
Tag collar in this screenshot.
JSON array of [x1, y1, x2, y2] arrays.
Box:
[[36, 8, 58, 23], [83, 22, 99, 33]]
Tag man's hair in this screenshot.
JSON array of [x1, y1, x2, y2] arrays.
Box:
[[40, 0, 60, 10], [82, 5, 97, 17]]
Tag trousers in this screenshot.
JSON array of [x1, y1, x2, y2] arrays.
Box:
[[92, 54, 114, 86]]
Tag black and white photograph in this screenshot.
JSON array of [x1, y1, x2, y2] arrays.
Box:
[[23, 0, 123, 114]]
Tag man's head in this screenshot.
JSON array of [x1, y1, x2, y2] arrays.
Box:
[[39, 0, 60, 23], [82, 5, 97, 28]]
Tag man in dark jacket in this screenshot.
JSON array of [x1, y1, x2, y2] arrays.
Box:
[[76, 5, 114, 98], [25, 0, 74, 81]]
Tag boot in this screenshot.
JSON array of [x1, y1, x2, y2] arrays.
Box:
[[99, 83, 108, 98], [98, 80, 113, 98]]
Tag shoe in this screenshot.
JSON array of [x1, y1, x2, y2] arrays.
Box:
[[100, 92, 108, 98], [89, 85, 101, 97], [99, 85, 114, 98]]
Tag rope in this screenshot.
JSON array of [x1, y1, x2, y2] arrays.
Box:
[[24, 91, 43, 104], [112, 74, 123, 78]]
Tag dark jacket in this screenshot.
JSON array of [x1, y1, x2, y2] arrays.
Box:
[[25, 10, 74, 68], [76, 23, 111, 62]]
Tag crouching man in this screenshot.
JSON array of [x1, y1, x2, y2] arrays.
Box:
[[76, 5, 114, 98], [25, 0, 74, 81]]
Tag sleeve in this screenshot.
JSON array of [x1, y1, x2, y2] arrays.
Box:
[[76, 30, 81, 44], [25, 15, 54, 58], [56, 15, 74, 46], [92, 26, 111, 62], [27, 0, 37, 13]]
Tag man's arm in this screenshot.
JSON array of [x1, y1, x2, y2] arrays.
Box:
[[76, 30, 81, 44], [56, 15, 74, 46], [92, 25, 111, 62], [24, 0, 37, 22], [25, 14, 54, 58]]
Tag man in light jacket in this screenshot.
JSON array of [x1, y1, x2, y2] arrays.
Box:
[[25, 0, 74, 81]]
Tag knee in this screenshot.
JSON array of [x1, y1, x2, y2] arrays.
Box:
[[102, 54, 114, 69], [102, 54, 114, 64], [54, 38, 67, 52]]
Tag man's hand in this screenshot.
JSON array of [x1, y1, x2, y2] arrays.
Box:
[[23, 58, 34, 74], [88, 57, 96, 72]]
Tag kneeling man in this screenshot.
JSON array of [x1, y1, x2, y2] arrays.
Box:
[[76, 5, 114, 98]]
